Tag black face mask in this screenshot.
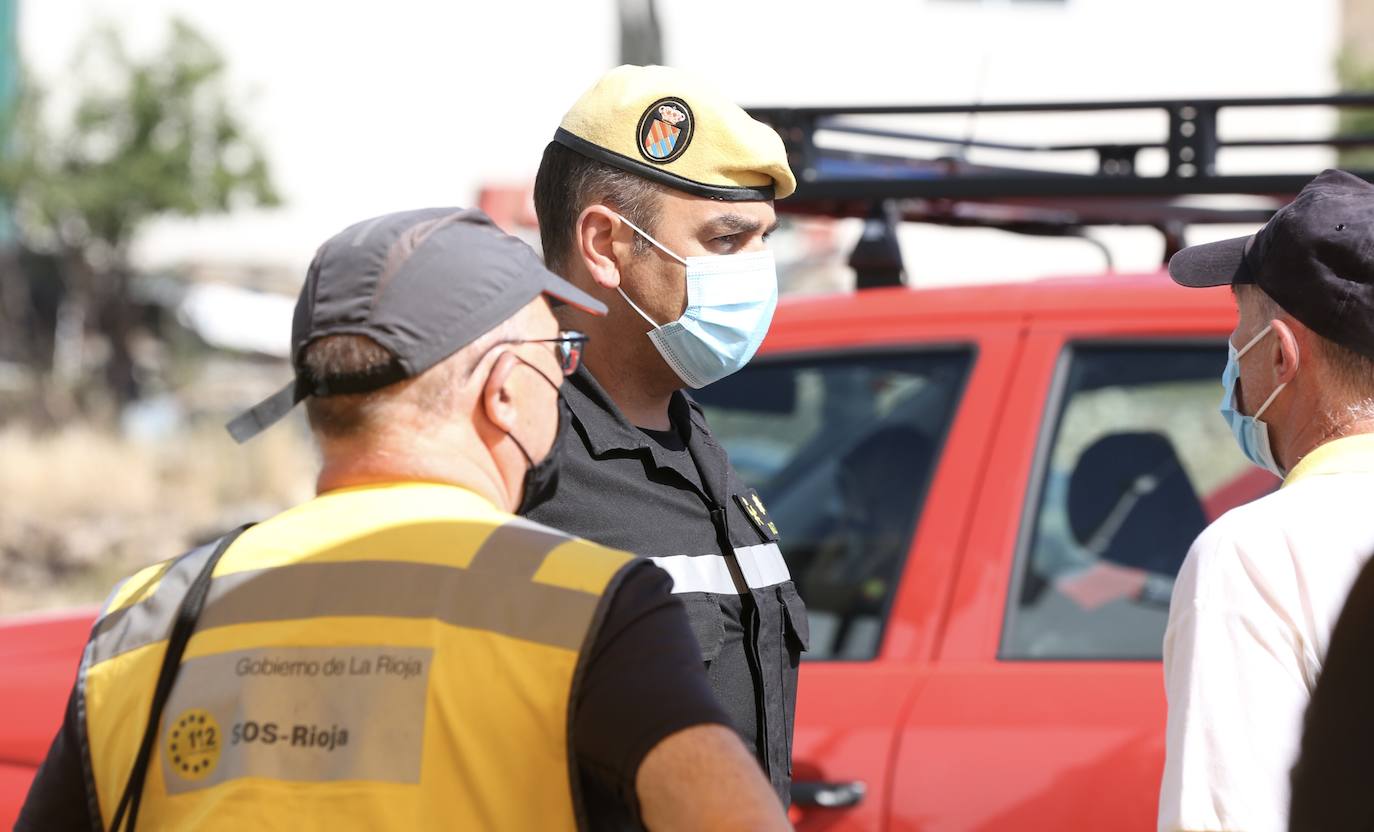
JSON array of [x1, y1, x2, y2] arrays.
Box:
[[506, 358, 567, 516]]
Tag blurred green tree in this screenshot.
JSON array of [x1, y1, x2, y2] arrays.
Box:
[[0, 17, 280, 424], [1337, 48, 1374, 171]]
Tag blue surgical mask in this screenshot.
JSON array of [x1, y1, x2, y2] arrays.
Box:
[[1220, 324, 1294, 478], [612, 212, 778, 389]]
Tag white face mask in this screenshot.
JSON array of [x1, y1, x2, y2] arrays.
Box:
[[612, 212, 779, 389]]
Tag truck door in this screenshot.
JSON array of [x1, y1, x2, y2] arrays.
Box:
[[889, 320, 1275, 830], [695, 328, 1017, 830]]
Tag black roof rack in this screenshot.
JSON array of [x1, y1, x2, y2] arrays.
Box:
[[748, 95, 1374, 286]]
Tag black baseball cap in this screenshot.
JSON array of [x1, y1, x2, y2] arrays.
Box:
[[226, 207, 605, 443], [1169, 168, 1374, 361]]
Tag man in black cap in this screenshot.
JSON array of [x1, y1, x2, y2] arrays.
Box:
[[18, 209, 789, 831], [1159, 170, 1374, 832]]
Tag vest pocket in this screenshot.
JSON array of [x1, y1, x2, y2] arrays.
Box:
[[777, 581, 808, 779], [779, 581, 810, 655], [681, 594, 726, 664]]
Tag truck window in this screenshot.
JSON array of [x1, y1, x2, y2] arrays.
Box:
[[1000, 343, 1278, 661], [694, 349, 972, 660]]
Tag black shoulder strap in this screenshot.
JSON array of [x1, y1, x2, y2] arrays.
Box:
[[108, 524, 252, 832]]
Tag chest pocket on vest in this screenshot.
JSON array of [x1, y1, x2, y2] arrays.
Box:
[[779, 582, 810, 657], [682, 595, 725, 664]]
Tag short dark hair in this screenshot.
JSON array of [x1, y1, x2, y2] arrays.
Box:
[[301, 335, 397, 437], [301, 328, 503, 440], [533, 142, 661, 274]]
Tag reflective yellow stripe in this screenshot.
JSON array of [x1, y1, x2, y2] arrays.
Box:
[[88, 520, 620, 666], [90, 538, 223, 660]]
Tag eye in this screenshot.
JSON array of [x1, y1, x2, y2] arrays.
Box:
[[714, 233, 742, 246]]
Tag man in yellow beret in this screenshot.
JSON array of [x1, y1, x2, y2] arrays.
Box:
[[525, 64, 806, 823]]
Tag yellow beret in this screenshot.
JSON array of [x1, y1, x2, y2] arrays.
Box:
[[552, 64, 796, 202]]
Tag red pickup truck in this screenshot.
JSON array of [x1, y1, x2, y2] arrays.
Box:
[[694, 272, 1273, 829]]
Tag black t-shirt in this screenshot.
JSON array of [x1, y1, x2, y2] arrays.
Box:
[[18, 560, 726, 830], [571, 560, 729, 821], [639, 423, 687, 453]]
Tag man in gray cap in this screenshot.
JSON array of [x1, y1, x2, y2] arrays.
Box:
[[1160, 170, 1374, 832], [18, 209, 789, 831]]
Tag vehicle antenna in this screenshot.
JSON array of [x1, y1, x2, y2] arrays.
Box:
[[957, 48, 993, 162]]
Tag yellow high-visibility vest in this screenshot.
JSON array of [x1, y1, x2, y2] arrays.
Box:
[[77, 482, 632, 830]]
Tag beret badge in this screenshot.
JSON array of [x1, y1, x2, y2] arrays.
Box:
[[636, 97, 694, 164]]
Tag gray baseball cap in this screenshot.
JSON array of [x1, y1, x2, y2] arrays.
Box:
[[226, 207, 605, 443]]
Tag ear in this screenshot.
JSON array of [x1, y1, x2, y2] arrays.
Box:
[[481, 351, 521, 435], [576, 205, 631, 291], [1271, 318, 1301, 386]]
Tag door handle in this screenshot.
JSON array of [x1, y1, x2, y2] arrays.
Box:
[[791, 779, 867, 808]]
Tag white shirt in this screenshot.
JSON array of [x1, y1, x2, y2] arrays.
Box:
[[1159, 433, 1374, 832]]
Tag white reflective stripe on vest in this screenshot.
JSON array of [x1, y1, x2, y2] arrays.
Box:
[[650, 543, 790, 595]]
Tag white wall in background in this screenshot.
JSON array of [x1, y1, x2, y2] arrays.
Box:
[[21, 0, 1341, 284]]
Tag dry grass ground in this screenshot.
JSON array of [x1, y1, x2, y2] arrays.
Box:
[[0, 420, 316, 614]]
